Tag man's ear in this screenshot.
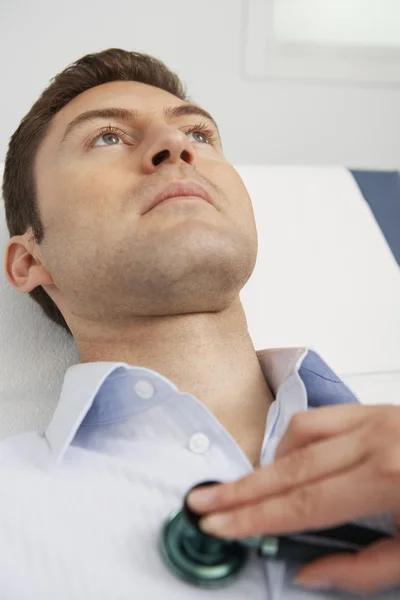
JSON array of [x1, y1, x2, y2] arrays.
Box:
[[4, 233, 53, 293]]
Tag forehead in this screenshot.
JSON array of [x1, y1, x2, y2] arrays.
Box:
[[57, 80, 185, 124]]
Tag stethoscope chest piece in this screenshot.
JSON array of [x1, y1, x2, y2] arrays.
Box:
[[159, 506, 249, 588], [159, 481, 249, 588]]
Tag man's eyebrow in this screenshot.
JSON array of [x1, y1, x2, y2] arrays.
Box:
[[60, 104, 221, 146]]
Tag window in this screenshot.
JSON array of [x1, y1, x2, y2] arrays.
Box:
[[243, 0, 400, 86]]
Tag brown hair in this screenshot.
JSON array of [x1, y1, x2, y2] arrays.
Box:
[[2, 48, 189, 337]]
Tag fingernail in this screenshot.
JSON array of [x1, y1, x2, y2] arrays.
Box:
[[199, 513, 233, 536], [187, 487, 219, 511], [295, 577, 333, 590]]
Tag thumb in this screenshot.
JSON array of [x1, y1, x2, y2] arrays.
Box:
[[295, 536, 400, 596]]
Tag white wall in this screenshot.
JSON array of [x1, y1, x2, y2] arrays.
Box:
[[1, 0, 400, 169]]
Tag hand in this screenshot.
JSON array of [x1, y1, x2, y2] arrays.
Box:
[[187, 404, 400, 595]]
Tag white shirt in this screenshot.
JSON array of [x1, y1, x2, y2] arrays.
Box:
[[0, 347, 396, 600]]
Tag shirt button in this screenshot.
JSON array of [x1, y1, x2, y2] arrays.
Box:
[[189, 433, 211, 454], [134, 379, 155, 399]]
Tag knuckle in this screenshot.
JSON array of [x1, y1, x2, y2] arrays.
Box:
[[373, 410, 400, 440], [375, 445, 400, 479], [287, 413, 308, 439], [288, 484, 318, 525], [279, 446, 312, 486]]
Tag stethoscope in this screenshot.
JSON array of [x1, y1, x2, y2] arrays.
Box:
[[158, 480, 393, 589]]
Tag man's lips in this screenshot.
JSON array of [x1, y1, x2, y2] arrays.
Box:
[[144, 180, 214, 214]]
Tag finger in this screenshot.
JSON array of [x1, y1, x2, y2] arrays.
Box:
[[189, 425, 369, 513], [295, 536, 400, 596], [275, 404, 380, 459], [199, 461, 392, 539]]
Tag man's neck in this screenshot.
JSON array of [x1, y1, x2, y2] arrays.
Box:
[[76, 298, 274, 467]]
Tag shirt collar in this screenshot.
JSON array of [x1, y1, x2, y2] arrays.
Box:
[[44, 347, 308, 462]]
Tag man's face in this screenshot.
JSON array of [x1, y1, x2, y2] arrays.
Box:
[[29, 80, 258, 335]]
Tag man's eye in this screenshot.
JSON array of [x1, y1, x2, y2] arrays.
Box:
[[95, 133, 122, 146], [188, 131, 208, 144], [91, 127, 127, 147], [185, 123, 218, 146]]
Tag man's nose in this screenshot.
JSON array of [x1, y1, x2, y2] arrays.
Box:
[[141, 126, 196, 173]]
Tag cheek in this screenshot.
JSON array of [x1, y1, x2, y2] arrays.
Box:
[[227, 165, 250, 195], [223, 166, 254, 216], [62, 172, 122, 223]]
